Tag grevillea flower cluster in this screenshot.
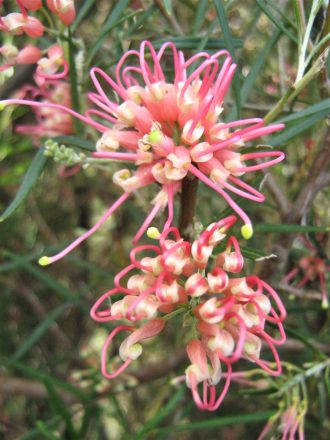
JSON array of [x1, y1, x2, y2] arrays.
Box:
[[0, 0, 75, 36], [89, 41, 284, 241], [1, 39, 288, 413], [1, 0, 74, 67], [284, 235, 329, 309], [90, 216, 286, 410], [1, 2, 74, 143], [2, 41, 285, 265]]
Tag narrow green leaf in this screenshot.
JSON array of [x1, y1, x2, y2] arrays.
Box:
[[269, 108, 329, 145], [241, 29, 282, 104], [9, 303, 71, 364], [53, 135, 95, 151], [156, 411, 275, 434], [68, 28, 82, 134], [13, 361, 89, 401], [71, 0, 97, 31], [255, 224, 330, 233], [266, 0, 297, 30], [276, 99, 330, 123], [256, 0, 297, 43], [153, 37, 243, 50], [44, 380, 77, 438], [240, 245, 277, 260], [35, 421, 60, 440], [213, 0, 241, 117], [133, 387, 185, 440], [163, 0, 172, 15], [125, 5, 156, 37], [0, 148, 48, 222], [0, 253, 36, 273], [284, 326, 326, 358], [87, 0, 131, 63], [4, 251, 76, 301], [192, 0, 209, 34]]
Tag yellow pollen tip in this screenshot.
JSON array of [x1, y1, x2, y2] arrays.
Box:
[[0, 102, 7, 111], [147, 227, 161, 239], [148, 130, 162, 144], [321, 299, 329, 310], [241, 224, 253, 240], [38, 256, 50, 266]]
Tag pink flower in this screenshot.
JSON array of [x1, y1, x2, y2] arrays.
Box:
[[0, 12, 44, 37], [0, 44, 41, 71], [47, 0, 75, 25], [2, 41, 285, 264], [89, 41, 284, 240], [90, 217, 286, 410], [18, 0, 42, 10], [36, 45, 69, 80], [100, 319, 164, 379]]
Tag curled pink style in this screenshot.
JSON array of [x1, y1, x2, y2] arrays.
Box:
[[2, 41, 286, 266]]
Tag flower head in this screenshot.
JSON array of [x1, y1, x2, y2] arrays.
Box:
[[2, 41, 285, 264], [90, 216, 286, 410], [46, 0, 76, 25]]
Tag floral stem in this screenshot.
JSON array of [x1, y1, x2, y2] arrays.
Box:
[[178, 175, 198, 240], [264, 48, 329, 124]]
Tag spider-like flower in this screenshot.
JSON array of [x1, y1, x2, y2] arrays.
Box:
[[90, 216, 286, 410], [1, 41, 284, 264]]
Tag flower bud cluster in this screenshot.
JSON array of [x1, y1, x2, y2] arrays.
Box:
[[90, 216, 286, 410], [1, 0, 74, 67], [1, 2, 73, 133], [44, 140, 86, 166]]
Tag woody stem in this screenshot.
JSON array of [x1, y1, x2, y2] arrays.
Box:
[[178, 175, 198, 240]]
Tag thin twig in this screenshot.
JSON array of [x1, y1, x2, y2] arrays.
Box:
[[262, 171, 290, 218]]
